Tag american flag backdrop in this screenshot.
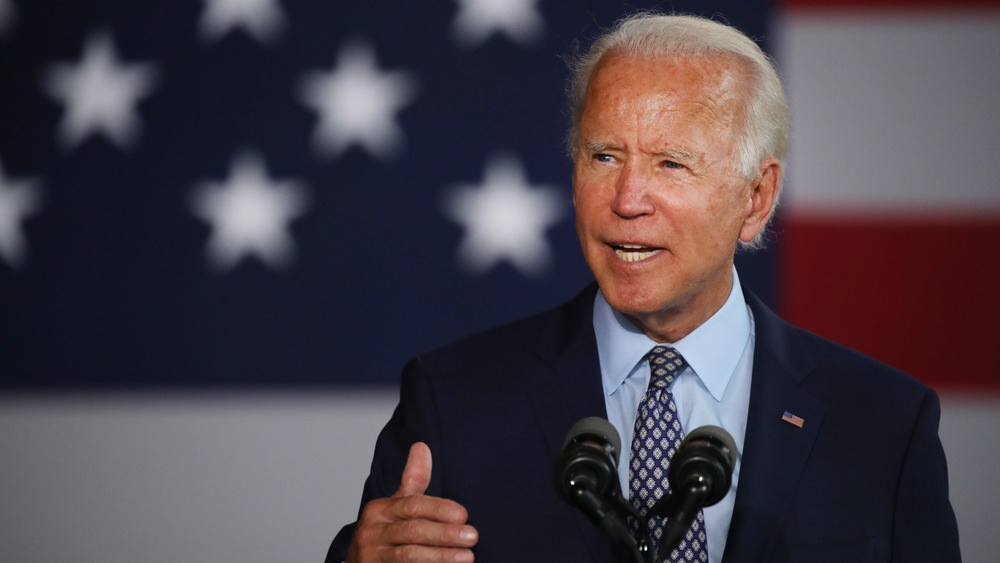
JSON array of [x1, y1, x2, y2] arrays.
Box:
[[0, 1, 997, 562], [0, 0, 779, 390]]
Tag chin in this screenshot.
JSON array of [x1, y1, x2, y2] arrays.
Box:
[[599, 278, 670, 317]]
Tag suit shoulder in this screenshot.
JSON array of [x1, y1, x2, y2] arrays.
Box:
[[797, 325, 928, 395], [413, 284, 597, 375], [748, 289, 932, 401]]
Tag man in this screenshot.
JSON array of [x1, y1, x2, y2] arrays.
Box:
[[327, 13, 960, 563]]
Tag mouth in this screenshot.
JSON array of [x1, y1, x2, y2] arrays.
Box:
[[611, 243, 663, 263]]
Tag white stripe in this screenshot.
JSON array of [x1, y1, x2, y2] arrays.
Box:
[[775, 13, 1000, 215], [0, 390, 397, 563], [0, 391, 995, 561], [939, 392, 1000, 560]]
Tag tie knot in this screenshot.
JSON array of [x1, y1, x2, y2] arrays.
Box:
[[647, 346, 686, 388]]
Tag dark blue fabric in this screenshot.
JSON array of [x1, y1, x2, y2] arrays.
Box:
[[0, 1, 777, 389], [326, 285, 961, 562]]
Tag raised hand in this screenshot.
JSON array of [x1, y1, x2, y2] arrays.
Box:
[[347, 442, 479, 563]]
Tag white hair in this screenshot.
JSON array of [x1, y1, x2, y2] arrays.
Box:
[[566, 13, 791, 249]]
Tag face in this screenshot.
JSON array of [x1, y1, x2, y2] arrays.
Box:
[[573, 52, 778, 342]]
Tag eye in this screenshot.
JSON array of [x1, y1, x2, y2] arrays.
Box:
[[661, 160, 683, 169], [594, 153, 615, 163]]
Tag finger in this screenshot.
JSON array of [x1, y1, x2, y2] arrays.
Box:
[[396, 442, 433, 498], [382, 517, 478, 548], [388, 544, 475, 563], [352, 508, 477, 561], [375, 490, 468, 525]]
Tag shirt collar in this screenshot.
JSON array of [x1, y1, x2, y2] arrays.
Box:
[[594, 267, 751, 402]]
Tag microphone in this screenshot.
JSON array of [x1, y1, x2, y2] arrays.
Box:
[[653, 425, 738, 556], [554, 416, 621, 506], [555, 416, 622, 500], [554, 417, 638, 553], [669, 425, 737, 506]]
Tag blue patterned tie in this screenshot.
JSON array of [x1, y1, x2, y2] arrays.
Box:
[[629, 346, 708, 562]]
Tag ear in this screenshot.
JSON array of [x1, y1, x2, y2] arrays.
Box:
[[739, 158, 781, 243]]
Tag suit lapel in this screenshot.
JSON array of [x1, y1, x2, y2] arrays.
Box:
[[722, 291, 825, 563], [527, 284, 607, 453], [525, 284, 629, 563], [527, 286, 825, 562]]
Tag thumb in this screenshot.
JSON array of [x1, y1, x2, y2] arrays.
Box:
[[395, 441, 432, 498]]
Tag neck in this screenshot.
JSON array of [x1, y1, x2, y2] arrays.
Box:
[[622, 273, 735, 343]]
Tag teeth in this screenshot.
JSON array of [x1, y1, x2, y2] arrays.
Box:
[[615, 246, 661, 262]]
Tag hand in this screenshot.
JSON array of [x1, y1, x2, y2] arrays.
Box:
[[347, 442, 478, 563]]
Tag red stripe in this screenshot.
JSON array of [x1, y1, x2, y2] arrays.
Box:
[[780, 0, 1000, 10], [779, 216, 1000, 391]]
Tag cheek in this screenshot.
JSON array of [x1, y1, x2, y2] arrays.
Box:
[[574, 201, 600, 245], [572, 180, 606, 225], [572, 186, 596, 240], [705, 182, 749, 225]]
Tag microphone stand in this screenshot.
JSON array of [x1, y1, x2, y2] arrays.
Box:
[[568, 486, 651, 563], [612, 475, 710, 563], [645, 477, 710, 562], [567, 479, 710, 563], [555, 419, 728, 563]]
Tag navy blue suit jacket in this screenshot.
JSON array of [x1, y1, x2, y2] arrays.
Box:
[[327, 285, 960, 562]]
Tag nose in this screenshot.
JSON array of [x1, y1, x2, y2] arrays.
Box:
[[610, 162, 654, 218]]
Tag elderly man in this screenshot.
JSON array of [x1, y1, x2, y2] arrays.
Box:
[[326, 13, 960, 563]]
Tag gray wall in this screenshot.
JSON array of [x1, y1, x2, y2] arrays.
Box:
[[1, 392, 995, 562]]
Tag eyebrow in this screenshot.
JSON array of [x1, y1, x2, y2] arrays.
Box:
[[583, 139, 610, 153], [655, 147, 698, 163], [583, 139, 698, 163]]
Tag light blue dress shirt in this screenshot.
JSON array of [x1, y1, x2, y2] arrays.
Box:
[[593, 267, 755, 563]]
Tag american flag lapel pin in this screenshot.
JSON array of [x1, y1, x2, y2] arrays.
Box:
[[781, 411, 805, 428]]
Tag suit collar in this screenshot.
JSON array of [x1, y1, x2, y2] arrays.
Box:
[[723, 289, 825, 563], [529, 283, 609, 453], [529, 282, 607, 477], [528, 283, 631, 563]]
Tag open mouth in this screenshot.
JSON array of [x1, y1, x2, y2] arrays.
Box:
[[612, 243, 662, 262]]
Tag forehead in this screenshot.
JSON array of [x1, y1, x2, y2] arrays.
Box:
[[583, 52, 745, 134]]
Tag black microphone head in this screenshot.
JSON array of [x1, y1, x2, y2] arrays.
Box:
[[668, 425, 737, 507], [560, 416, 622, 465], [554, 417, 622, 502]]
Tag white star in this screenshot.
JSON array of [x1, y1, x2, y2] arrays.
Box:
[[198, 0, 287, 44], [0, 0, 17, 37], [298, 39, 417, 160], [0, 158, 43, 270], [42, 30, 159, 151], [443, 153, 565, 276], [451, 0, 545, 47], [190, 151, 309, 272]]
